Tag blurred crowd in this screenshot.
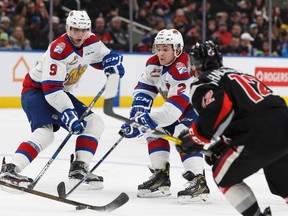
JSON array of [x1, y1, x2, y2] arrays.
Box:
[[1, 0, 288, 57]]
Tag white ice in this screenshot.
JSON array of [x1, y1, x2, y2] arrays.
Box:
[[0, 108, 287, 216]]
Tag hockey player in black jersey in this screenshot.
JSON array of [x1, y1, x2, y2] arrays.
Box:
[[176, 40, 288, 216]]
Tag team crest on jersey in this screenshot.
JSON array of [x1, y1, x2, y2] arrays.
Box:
[[150, 67, 161, 77], [202, 90, 215, 108], [54, 42, 66, 54], [176, 62, 188, 74], [69, 56, 78, 65]]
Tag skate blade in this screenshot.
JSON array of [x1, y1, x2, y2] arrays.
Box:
[[68, 179, 104, 190], [177, 193, 210, 204], [0, 180, 30, 194], [137, 186, 171, 198]]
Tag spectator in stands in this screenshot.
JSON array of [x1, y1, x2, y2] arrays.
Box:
[[237, 0, 251, 16], [280, 31, 288, 57], [1, 16, 12, 35], [9, 26, 31, 50], [182, 0, 198, 29], [228, 11, 242, 27], [172, 8, 189, 29], [25, 1, 38, 26], [212, 21, 232, 47], [24, 15, 42, 49], [36, 0, 49, 27], [230, 23, 242, 37], [240, 32, 256, 56], [255, 40, 279, 56], [251, 0, 268, 21], [47, 0, 66, 23], [135, 6, 151, 27], [0, 32, 12, 50], [0, 1, 6, 17], [222, 36, 242, 55], [239, 12, 250, 33], [133, 34, 153, 53], [92, 16, 113, 45], [153, 17, 166, 31], [37, 16, 65, 50], [254, 14, 266, 35], [106, 16, 129, 51], [206, 19, 217, 40], [249, 23, 263, 50], [149, 0, 171, 24]]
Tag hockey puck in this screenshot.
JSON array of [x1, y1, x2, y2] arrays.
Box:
[[76, 205, 86, 210]]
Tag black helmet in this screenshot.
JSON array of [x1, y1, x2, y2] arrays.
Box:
[[189, 40, 223, 72]]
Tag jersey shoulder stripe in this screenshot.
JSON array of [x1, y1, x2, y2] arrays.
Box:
[[168, 53, 191, 81], [50, 34, 74, 60], [146, 55, 160, 66]]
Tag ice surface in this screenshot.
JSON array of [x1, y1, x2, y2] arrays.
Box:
[[0, 108, 286, 216]]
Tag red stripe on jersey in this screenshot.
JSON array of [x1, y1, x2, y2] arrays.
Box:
[[16, 142, 38, 161], [76, 136, 98, 153], [213, 147, 235, 180], [42, 82, 64, 94], [219, 185, 231, 194], [167, 95, 189, 112], [22, 73, 42, 94], [213, 92, 233, 130]]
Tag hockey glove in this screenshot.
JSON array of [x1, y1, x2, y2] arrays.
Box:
[[119, 123, 143, 138], [130, 93, 153, 118], [61, 109, 87, 134], [119, 113, 158, 138], [205, 140, 227, 166], [102, 51, 125, 78], [176, 130, 204, 155]]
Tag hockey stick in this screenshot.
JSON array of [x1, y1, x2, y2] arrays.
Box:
[[28, 84, 106, 189], [0, 180, 129, 212], [57, 136, 124, 198], [102, 75, 212, 157]]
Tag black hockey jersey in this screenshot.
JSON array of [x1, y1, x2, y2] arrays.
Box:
[[189, 67, 287, 144]]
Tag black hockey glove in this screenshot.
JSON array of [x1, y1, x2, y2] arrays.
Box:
[[205, 140, 227, 166], [176, 131, 204, 155]]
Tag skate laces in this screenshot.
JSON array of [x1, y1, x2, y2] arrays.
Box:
[[183, 176, 198, 190], [143, 168, 167, 185]]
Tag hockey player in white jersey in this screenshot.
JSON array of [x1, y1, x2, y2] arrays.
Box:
[[120, 29, 209, 203], [0, 10, 124, 189]]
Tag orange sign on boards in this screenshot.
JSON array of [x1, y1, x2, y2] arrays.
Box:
[[255, 67, 288, 87]]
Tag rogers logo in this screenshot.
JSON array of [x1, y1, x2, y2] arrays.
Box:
[[255, 67, 288, 87]]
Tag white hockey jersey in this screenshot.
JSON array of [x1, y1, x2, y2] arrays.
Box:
[[22, 33, 110, 113], [133, 52, 196, 127]]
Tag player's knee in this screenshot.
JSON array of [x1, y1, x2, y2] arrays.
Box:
[[30, 125, 54, 150], [83, 114, 104, 139]]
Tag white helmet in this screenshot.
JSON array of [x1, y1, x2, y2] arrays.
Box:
[[66, 10, 91, 31], [153, 29, 184, 56]]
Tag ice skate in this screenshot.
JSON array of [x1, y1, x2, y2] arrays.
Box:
[[177, 171, 210, 204], [0, 158, 33, 188], [68, 155, 103, 189], [137, 162, 171, 198], [261, 206, 272, 216]]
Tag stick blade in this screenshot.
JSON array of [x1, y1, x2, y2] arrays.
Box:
[[57, 181, 67, 198], [90, 192, 129, 212]]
